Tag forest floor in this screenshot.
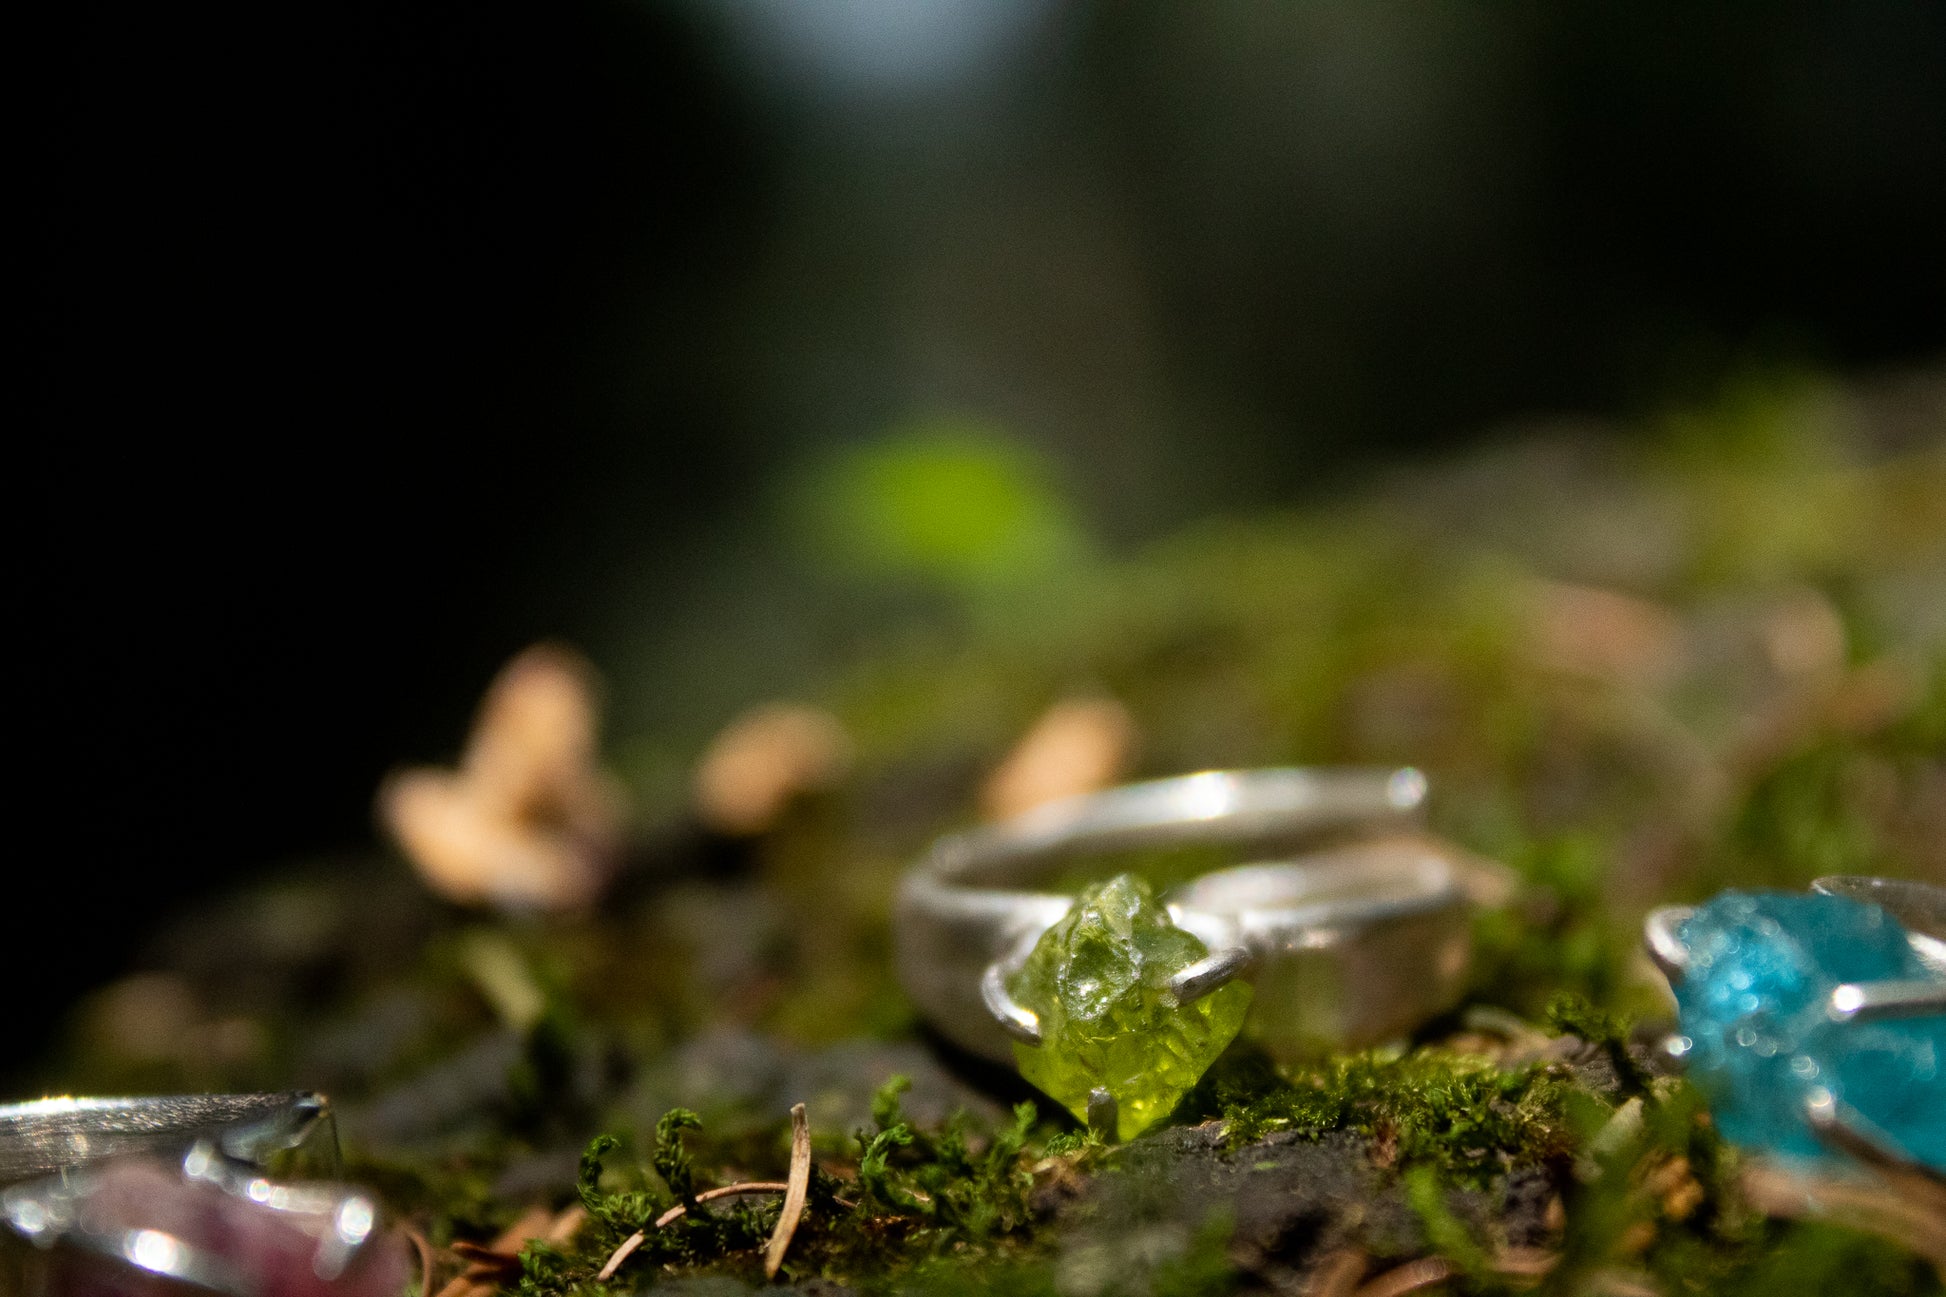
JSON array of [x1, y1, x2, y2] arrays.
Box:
[[27, 368, 1946, 1295]]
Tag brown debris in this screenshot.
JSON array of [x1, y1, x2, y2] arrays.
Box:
[[1615, 1220, 1657, 1256], [437, 1204, 584, 1297], [1741, 1160, 1946, 1275], [981, 696, 1136, 821], [1759, 587, 1848, 680], [381, 645, 627, 911], [80, 972, 266, 1075], [1352, 1256, 1453, 1297], [693, 703, 852, 836], [1526, 580, 1685, 689], [1644, 1155, 1704, 1223], [1726, 656, 1923, 781], [1586, 1272, 1663, 1297], [1308, 1248, 1370, 1297]]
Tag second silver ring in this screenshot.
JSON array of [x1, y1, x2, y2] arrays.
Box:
[[894, 767, 1507, 1071]]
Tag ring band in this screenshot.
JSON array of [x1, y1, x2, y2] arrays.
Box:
[[1, 1094, 398, 1296], [895, 767, 1502, 1068], [0, 1091, 336, 1186]]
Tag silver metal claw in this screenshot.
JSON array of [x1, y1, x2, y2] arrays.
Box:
[[1167, 945, 1255, 1005], [1803, 1088, 1946, 1186], [1643, 906, 1696, 983], [1086, 1088, 1118, 1140], [1827, 979, 1946, 1023], [980, 961, 1043, 1046]]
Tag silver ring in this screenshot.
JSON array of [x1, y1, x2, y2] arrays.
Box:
[[0, 1091, 336, 1187], [0, 1094, 394, 1296], [1644, 876, 1946, 1182], [1645, 878, 1946, 1019], [894, 768, 1504, 1132]]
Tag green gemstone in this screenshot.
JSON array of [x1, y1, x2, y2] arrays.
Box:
[[1008, 874, 1251, 1140]]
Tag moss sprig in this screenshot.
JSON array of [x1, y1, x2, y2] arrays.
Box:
[[574, 1134, 659, 1240], [1220, 1050, 1575, 1186], [652, 1107, 703, 1208], [853, 1075, 1039, 1240], [1545, 991, 1654, 1097]]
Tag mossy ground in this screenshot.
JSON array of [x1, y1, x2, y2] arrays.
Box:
[[24, 370, 1946, 1294]]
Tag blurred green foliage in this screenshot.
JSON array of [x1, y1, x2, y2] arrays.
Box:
[[796, 419, 1089, 594]]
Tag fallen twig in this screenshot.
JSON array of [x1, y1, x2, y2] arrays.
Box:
[[594, 1230, 646, 1283], [656, 1180, 795, 1228], [595, 1182, 795, 1282], [1309, 1248, 1369, 1297], [1336, 1246, 1558, 1297], [1586, 1271, 1662, 1297], [1353, 1256, 1453, 1297], [404, 1227, 434, 1297]]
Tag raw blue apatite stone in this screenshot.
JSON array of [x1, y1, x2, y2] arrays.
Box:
[[1673, 890, 1945, 1173]]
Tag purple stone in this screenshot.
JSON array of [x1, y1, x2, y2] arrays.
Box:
[[4, 1155, 408, 1297]]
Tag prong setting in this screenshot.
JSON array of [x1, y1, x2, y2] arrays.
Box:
[[1643, 906, 1695, 983], [1086, 1088, 1118, 1140], [1167, 945, 1255, 1005], [1827, 979, 1946, 1023], [1802, 1087, 1946, 1184], [980, 960, 1042, 1046]]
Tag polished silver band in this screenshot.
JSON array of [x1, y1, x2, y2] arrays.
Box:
[[0, 1092, 335, 1187], [894, 767, 1506, 1066], [1, 1095, 380, 1297]]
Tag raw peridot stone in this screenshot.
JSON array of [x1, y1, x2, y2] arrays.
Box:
[[1008, 874, 1251, 1140]]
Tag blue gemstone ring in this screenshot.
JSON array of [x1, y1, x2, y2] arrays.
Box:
[[1644, 876, 1946, 1180]]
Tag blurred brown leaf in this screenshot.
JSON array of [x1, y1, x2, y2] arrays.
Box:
[[693, 702, 852, 836], [380, 645, 626, 911], [981, 697, 1136, 821]]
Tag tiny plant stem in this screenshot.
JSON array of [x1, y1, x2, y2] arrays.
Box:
[[1352, 1256, 1454, 1297], [655, 1182, 794, 1228], [594, 1231, 646, 1282], [597, 1180, 802, 1283], [405, 1227, 434, 1297], [764, 1103, 813, 1279]]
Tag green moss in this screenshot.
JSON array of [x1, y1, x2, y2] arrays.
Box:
[[1216, 1050, 1575, 1186], [852, 1076, 1039, 1241], [575, 1134, 659, 1237], [1544, 992, 1652, 1098], [497, 1083, 1051, 1294]]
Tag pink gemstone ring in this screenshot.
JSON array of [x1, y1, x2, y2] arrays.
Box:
[[1, 1095, 406, 1297]]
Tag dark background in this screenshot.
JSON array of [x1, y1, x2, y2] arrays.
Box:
[[24, 1, 1946, 1071]]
